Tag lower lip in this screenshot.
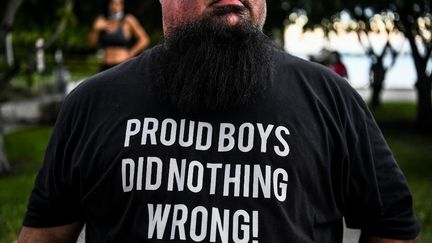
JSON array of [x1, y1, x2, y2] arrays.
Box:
[[212, 0, 244, 7]]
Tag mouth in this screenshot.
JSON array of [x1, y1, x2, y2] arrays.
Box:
[[210, 0, 245, 8], [209, 0, 249, 17], [207, 0, 250, 26]]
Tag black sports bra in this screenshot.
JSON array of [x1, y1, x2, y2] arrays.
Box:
[[99, 24, 131, 48]]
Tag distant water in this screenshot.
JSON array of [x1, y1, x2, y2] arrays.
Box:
[[342, 54, 417, 89], [293, 53, 418, 90]]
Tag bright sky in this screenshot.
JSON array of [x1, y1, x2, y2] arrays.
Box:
[[284, 24, 410, 56], [283, 23, 418, 89]]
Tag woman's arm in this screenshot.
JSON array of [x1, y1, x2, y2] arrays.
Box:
[[88, 16, 107, 48], [125, 15, 150, 57]]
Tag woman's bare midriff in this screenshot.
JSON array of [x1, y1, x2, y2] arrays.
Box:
[[103, 47, 130, 65]]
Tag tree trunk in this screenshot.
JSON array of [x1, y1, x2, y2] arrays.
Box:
[[399, 15, 432, 133], [416, 74, 432, 132], [0, 127, 10, 176], [43, 0, 75, 50], [371, 83, 383, 108], [0, 0, 24, 41], [370, 62, 386, 108]]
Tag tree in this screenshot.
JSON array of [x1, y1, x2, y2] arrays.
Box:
[[347, 1, 432, 131], [340, 1, 432, 131], [0, 0, 75, 176], [0, 0, 25, 176], [284, 0, 432, 132], [351, 10, 402, 108], [392, 1, 432, 131], [264, 0, 291, 46]]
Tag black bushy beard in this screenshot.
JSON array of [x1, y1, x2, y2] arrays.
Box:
[[153, 7, 273, 114]]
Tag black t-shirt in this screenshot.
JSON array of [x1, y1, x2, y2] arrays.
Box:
[[23, 47, 420, 242]]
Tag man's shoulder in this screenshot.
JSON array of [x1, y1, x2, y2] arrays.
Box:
[[273, 49, 350, 86], [272, 48, 334, 77], [270, 48, 359, 104], [69, 48, 155, 98]]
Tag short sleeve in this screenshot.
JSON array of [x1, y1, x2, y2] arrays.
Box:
[[23, 96, 84, 227], [342, 90, 420, 239]]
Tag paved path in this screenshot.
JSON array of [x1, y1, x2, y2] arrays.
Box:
[[356, 88, 416, 102], [1, 94, 64, 133]]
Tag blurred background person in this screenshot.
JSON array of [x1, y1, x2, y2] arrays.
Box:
[[310, 50, 348, 79], [327, 51, 348, 79], [88, 0, 150, 71]]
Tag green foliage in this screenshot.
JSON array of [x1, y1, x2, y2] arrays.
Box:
[[11, 0, 64, 46], [56, 1, 77, 28], [7, 0, 162, 50]]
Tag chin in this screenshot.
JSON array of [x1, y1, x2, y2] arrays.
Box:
[[218, 13, 242, 26]]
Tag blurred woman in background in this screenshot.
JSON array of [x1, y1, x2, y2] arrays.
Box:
[[89, 0, 150, 71]]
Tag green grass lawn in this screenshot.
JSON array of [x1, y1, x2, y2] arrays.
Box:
[[371, 102, 432, 242], [0, 102, 431, 242], [0, 127, 52, 243], [384, 132, 432, 242]]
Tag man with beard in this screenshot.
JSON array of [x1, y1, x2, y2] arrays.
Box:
[[18, 0, 419, 242]]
